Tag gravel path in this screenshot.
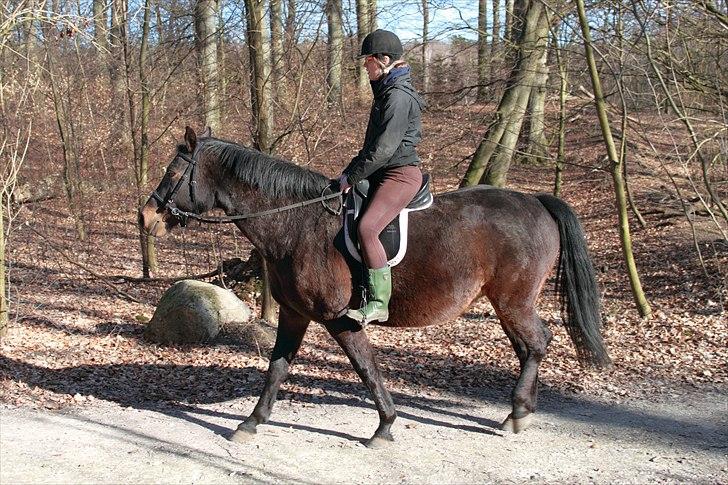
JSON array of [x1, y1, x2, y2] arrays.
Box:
[[2, 388, 726, 484]]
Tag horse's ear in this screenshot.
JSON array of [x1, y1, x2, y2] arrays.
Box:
[[202, 126, 212, 138], [184, 126, 197, 152]]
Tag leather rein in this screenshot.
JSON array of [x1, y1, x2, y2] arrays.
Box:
[[151, 150, 343, 227]]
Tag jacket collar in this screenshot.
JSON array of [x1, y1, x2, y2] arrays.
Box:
[[371, 66, 412, 97]]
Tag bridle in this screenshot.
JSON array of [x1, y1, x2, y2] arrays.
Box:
[[150, 148, 343, 227], [151, 150, 199, 226]]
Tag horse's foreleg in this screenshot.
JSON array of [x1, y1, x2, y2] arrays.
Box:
[[326, 320, 397, 448], [497, 307, 552, 434], [229, 306, 309, 443]]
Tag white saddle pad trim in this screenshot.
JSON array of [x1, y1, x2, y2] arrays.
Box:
[[343, 196, 432, 267]]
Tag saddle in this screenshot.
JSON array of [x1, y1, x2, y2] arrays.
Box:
[[342, 174, 433, 267]]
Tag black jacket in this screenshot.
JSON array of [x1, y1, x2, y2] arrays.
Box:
[[343, 68, 425, 185]]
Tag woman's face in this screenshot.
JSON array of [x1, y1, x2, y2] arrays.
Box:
[[364, 55, 387, 81]]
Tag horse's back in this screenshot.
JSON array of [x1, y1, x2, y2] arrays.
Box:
[[414, 185, 559, 249], [387, 185, 560, 327]]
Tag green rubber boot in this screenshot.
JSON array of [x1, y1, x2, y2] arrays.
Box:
[[346, 266, 391, 325]]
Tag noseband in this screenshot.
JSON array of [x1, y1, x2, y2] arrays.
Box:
[[151, 151, 199, 226]]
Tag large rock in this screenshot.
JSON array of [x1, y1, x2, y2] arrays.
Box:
[[145, 280, 253, 344]]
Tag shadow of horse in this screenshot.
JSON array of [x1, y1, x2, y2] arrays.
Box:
[[1, 354, 724, 452]]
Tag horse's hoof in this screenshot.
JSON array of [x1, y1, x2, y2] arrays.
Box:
[[364, 434, 394, 449], [501, 413, 533, 434], [228, 426, 256, 444]]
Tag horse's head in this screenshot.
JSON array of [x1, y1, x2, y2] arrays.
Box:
[[140, 126, 214, 237]]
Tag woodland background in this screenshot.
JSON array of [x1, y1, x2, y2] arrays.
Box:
[[0, 0, 725, 410]]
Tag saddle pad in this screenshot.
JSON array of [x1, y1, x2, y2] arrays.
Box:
[[343, 210, 410, 267]]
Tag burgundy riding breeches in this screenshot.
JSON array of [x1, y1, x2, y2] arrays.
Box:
[[358, 165, 423, 269]]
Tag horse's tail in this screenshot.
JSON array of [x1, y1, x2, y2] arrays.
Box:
[[536, 194, 611, 368]]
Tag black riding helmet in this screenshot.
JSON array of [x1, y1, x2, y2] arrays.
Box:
[[359, 29, 403, 60]]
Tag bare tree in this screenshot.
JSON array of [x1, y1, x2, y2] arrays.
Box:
[[368, 0, 377, 30], [195, 0, 221, 132], [421, 0, 430, 92], [460, 0, 549, 187], [45, 18, 87, 241], [524, 22, 549, 165], [245, 0, 273, 153], [491, 0, 501, 83], [244, 0, 276, 322], [325, 0, 343, 106], [476, 0, 488, 102], [576, 0, 651, 318], [270, 0, 283, 88], [138, 0, 157, 277], [92, 0, 108, 52], [355, 0, 372, 103]]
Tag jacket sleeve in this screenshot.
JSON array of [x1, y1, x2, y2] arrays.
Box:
[[343, 91, 410, 184]]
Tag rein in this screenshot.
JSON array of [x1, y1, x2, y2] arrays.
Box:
[[153, 148, 343, 226], [169, 189, 343, 225]]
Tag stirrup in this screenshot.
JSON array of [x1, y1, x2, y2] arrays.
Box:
[[345, 307, 389, 326]]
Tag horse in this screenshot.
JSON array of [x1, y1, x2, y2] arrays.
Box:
[[140, 127, 610, 448]]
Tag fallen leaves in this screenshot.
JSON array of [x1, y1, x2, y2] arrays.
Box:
[[2, 107, 726, 413]]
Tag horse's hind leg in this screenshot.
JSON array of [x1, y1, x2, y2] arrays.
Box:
[[495, 304, 552, 433], [229, 306, 309, 443], [326, 319, 397, 448]]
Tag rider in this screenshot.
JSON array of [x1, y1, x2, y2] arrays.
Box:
[[338, 29, 425, 325]]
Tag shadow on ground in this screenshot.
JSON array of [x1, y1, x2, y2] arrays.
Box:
[[1, 351, 724, 452]]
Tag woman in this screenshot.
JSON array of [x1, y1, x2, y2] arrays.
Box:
[[338, 29, 425, 325]]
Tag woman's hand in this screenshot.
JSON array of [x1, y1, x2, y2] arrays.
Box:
[[338, 174, 352, 193]]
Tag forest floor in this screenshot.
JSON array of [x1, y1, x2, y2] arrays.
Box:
[[1, 104, 726, 483]]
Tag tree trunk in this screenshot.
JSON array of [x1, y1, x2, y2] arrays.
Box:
[[505, 0, 515, 48], [476, 0, 488, 102], [109, 0, 129, 147], [92, 0, 108, 52], [45, 35, 87, 241], [109, 0, 126, 97], [285, 0, 296, 51], [576, 0, 651, 319], [245, 0, 273, 153], [325, 0, 343, 107], [368, 0, 377, 30], [139, 0, 157, 276], [460, 0, 547, 187], [244, 0, 276, 320], [355, 0, 371, 103], [491, 0, 501, 83], [0, 204, 6, 339], [422, 0, 430, 92], [270, 0, 283, 88], [552, 28, 566, 197], [195, 0, 221, 132], [261, 251, 276, 322], [525, 22, 549, 165], [217, 2, 227, 102]]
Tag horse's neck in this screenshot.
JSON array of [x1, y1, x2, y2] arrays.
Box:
[[219, 182, 324, 260]]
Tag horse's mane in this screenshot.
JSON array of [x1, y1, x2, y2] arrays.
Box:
[[202, 138, 330, 199]]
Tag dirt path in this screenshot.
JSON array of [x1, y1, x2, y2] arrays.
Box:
[[2, 388, 726, 484]]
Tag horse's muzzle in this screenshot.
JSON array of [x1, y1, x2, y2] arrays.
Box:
[[139, 200, 169, 237]]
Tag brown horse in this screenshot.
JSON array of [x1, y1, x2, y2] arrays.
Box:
[[140, 127, 610, 447]]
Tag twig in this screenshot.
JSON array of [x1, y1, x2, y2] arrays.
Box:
[[26, 224, 145, 304], [108, 267, 222, 283]]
